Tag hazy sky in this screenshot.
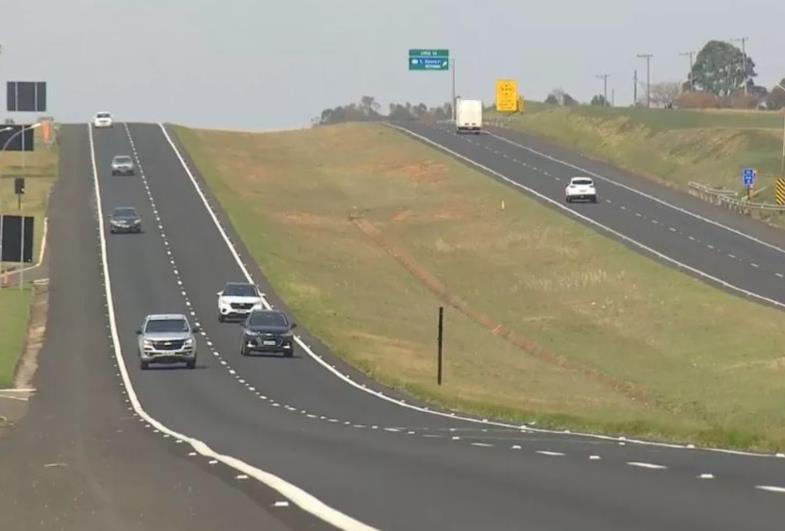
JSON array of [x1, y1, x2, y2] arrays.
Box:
[[2, 0, 784, 130]]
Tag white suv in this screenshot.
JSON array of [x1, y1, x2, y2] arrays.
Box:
[[565, 176, 598, 203], [217, 282, 263, 322], [93, 112, 113, 128]]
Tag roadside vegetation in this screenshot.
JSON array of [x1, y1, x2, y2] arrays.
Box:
[[0, 128, 58, 387], [177, 122, 785, 450]]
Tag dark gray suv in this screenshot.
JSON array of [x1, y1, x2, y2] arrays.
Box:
[[241, 309, 296, 357]]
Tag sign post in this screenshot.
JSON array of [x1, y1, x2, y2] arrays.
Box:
[[742, 167, 756, 200]]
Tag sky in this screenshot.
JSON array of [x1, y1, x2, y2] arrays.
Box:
[[2, 0, 784, 130]]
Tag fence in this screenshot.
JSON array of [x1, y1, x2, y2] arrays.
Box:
[[688, 181, 785, 215]]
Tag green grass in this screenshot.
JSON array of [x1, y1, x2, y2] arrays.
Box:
[[175, 122, 785, 450], [0, 286, 32, 387], [487, 105, 785, 199]]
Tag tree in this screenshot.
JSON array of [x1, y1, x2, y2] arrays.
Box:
[[649, 82, 681, 108], [590, 94, 609, 106], [691, 40, 757, 97], [546, 89, 578, 106], [767, 78, 785, 110]]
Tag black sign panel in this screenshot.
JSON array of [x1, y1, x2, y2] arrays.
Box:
[[0, 215, 34, 263], [7, 81, 47, 112], [0, 125, 34, 152]]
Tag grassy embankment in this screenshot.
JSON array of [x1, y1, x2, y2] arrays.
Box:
[[0, 128, 58, 387], [176, 122, 785, 450], [488, 103, 784, 202]]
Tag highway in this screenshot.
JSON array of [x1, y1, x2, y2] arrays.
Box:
[[2, 121, 785, 530]]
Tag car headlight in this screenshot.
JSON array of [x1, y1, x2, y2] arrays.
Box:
[[244, 329, 259, 336], [184, 338, 194, 347], [143, 339, 153, 348]]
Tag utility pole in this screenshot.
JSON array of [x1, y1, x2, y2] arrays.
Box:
[[633, 70, 638, 106], [679, 51, 695, 91], [596, 74, 610, 106], [637, 54, 653, 108], [731, 37, 749, 94]]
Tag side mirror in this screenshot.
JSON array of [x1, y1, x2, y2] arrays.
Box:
[[192, 326, 201, 334], [135, 329, 142, 335], [291, 323, 297, 329]]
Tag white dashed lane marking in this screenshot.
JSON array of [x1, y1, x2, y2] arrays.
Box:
[[755, 485, 785, 494], [627, 462, 667, 470]]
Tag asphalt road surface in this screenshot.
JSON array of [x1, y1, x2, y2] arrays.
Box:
[[2, 121, 785, 530]]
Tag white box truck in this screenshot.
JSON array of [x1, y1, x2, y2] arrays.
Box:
[[456, 99, 482, 134]]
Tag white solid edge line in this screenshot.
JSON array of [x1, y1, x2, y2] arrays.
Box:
[[158, 122, 780, 460], [485, 129, 785, 259], [96, 124, 375, 531]]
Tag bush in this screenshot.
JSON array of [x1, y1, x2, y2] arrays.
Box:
[[675, 91, 720, 109]]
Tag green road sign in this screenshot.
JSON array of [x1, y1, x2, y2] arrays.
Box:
[[409, 49, 450, 71]]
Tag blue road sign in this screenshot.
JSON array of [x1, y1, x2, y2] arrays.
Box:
[[742, 167, 756, 187]]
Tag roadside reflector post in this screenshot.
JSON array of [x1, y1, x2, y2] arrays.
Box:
[[437, 306, 444, 385]]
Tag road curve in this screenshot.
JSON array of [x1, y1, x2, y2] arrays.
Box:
[[77, 120, 785, 530]]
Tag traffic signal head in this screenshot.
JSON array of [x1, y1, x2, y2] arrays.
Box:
[[14, 177, 25, 195]]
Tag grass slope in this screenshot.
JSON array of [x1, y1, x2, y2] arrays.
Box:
[[176, 122, 785, 450], [489, 103, 784, 200]]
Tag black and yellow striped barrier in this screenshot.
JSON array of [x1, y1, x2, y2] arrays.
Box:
[[776, 178, 785, 205]]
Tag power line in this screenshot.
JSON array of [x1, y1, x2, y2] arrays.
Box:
[[595, 74, 610, 106], [636, 54, 654, 108], [679, 51, 695, 91], [730, 37, 749, 94]]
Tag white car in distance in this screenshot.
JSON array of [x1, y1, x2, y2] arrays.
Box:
[[93, 112, 113, 128], [565, 176, 598, 203], [217, 282, 264, 322]]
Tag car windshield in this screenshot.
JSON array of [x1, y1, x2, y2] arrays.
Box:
[[97, 113, 111, 118], [113, 207, 138, 217], [224, 283, 257, 297], [113, 156, 132, 163], [145, 318, 189, 333], [248, 311, 287, 328], [572, 179, 593, 186]]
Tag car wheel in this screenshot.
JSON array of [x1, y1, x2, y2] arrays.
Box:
[[566, 197, 571, 203], [186, 359, 196, 369], [283, 350, 293, 358], [140, 360, 149, 370], [240, 345, 248, 356], [218, 314, 225, 323]]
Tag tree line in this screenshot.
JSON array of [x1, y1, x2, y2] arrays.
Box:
[[550, 40, 785, 110], [314, 96, 452, 126]]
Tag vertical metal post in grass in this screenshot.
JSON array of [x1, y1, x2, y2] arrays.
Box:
[[437, 306, 444, 386]]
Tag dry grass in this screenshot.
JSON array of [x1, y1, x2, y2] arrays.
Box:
[[176, 122, 785, 449]]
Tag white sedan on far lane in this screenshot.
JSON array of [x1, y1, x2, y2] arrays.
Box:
[[565, 176, 598, 203]]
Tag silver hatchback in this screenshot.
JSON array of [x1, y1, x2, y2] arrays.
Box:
[[136, 314, 199, 369]]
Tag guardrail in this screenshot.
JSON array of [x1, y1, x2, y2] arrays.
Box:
[[688, 181, 785, 214]]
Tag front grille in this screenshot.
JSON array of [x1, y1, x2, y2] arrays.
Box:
[[231, 303, 254, 310], [153, 339, 185, 350]]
